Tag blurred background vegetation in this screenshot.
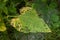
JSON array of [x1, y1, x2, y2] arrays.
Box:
[[0, 0, 60, 40]]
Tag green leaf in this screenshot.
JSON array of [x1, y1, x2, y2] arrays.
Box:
[[0, 2, 5, 10], [2, 7, 8, 15], [49, 2, 57, 9], [8, 3, 17, 15], [11, 7, 51, 33], [50, 14, 59, 22], [3, 0, 8, 2], [30, 0, 48, 15]]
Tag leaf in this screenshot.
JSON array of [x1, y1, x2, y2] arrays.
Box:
[[50, 14, 59, 22], [0, 2, 5, 10], [3, 0, 8, 2], [8, 3, 17, 15], [0, 14, 6, 31], [30, 0, 48, 15], [10, 7, 51, 33], [49, 2, 57, 9], [3, 7, 8, 15], [0, 22, 6, 31]]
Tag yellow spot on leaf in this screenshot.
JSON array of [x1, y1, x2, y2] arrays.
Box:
[[19, 7, 32, 14], [10, 18, 22, 31]]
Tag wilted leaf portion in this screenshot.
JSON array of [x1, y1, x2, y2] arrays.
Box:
[[11, 7, 51, 33], [10, 18, 22, 31]]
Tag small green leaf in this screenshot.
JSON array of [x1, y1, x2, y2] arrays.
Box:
[[8, 3, 17, 15], [3, 7, 8, 15], [50, 14, 59, 22]]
